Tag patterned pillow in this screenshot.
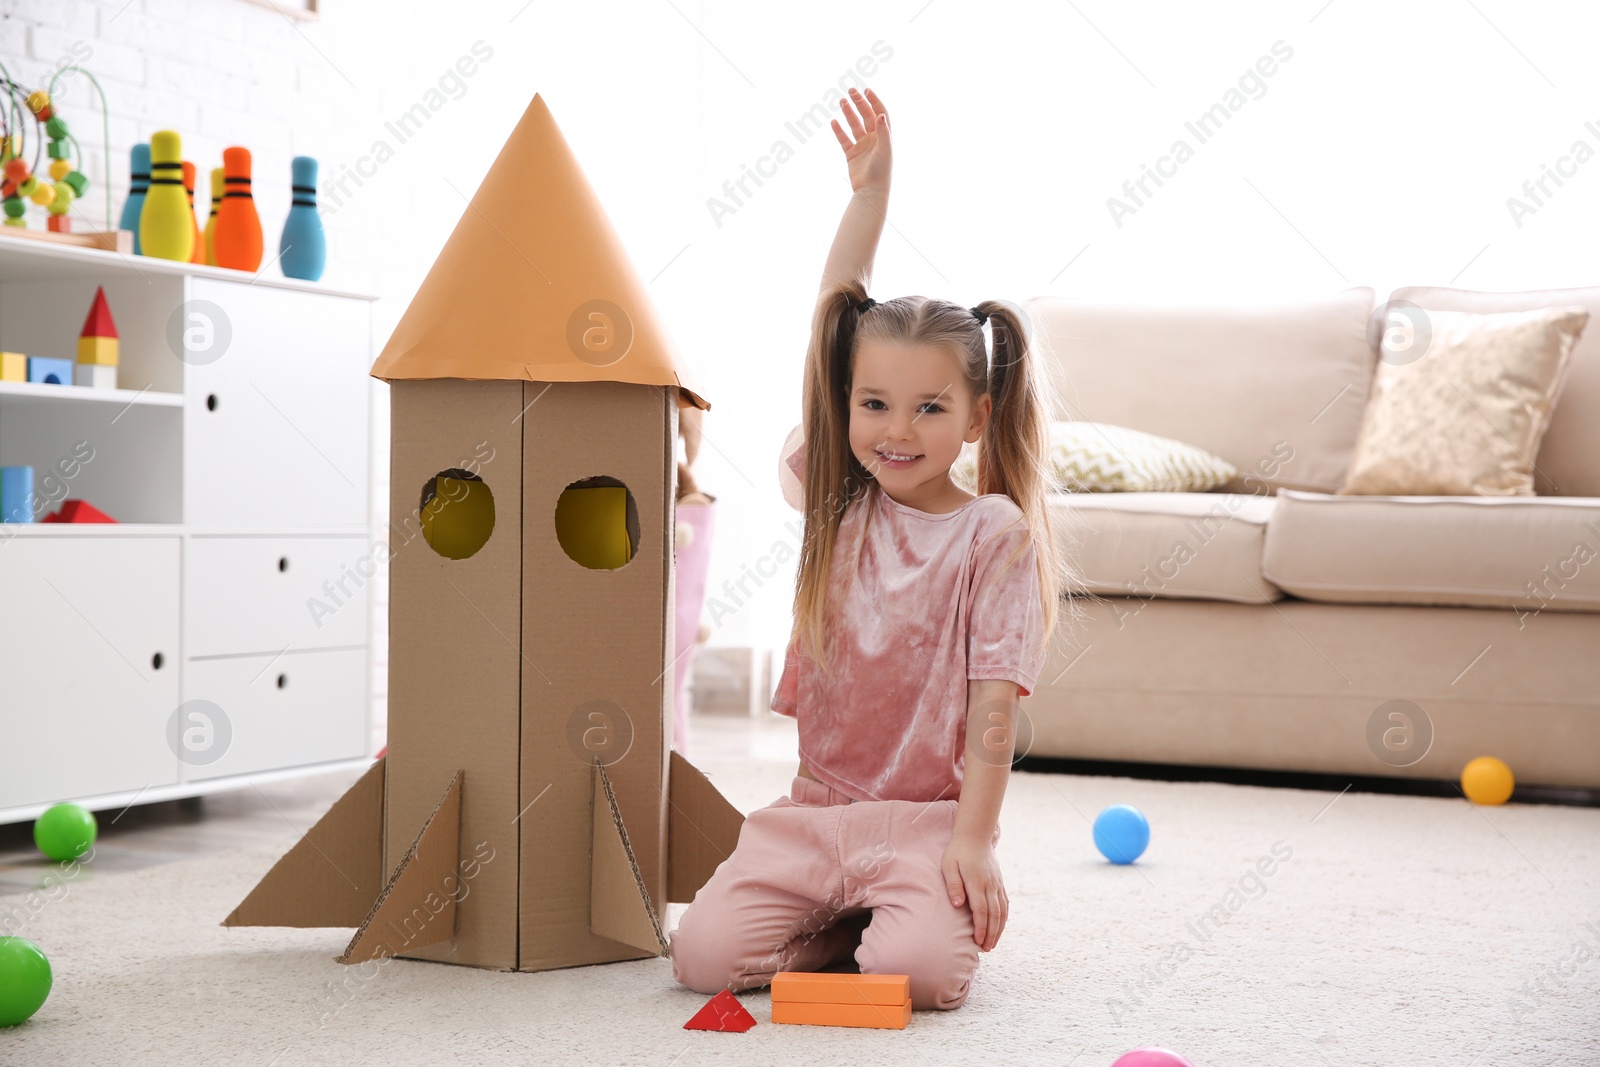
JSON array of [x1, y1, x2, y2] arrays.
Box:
[[951, 421, 1238, 493]]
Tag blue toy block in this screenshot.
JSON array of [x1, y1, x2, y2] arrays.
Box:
[[0, 466, 34, 524], [27, 356, 74, 386]]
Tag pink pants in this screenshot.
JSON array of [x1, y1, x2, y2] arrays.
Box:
[[668, 774, 1001, 1011]]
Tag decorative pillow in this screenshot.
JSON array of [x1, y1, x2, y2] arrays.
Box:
[[1339, 305, 1590, 496], [951, 421, 1238, 493]]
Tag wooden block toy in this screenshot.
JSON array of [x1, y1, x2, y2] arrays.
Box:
[[770, 971, 912, 1030], [0, 466, 34, 524], [77, 286, 119, 365], [42, 499, 116, 524], [73, 363, 117, 389], [27, 356, 73, 385], [0, 352, 26, 381], [771, 999, 912, 1029], [682, 989, 757, 1033]]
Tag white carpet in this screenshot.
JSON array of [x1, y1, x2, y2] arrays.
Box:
[[4, 754, 1597, 1066]]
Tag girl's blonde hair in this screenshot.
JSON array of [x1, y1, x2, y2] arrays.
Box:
[[791, 275, 1086, 679]]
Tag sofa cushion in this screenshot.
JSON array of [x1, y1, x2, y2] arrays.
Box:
[[1262, 489, 1600, 615], [1341, 306, 1589, 496], [1371, 285, 1600, 497], [1051, 491, 1282, 604], [1026, 287, 1377, 495], [952, 421, 1238, 494]]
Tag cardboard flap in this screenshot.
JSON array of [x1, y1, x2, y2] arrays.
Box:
[[336, 770, 464, 965], [667, 750, 745, 905], [222, 757, 386, 928], [590, 760, 667, 955]]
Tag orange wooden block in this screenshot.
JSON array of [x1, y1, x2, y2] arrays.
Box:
[[771, 998, 911, 1029], [771, 971, 910, 1006], [770, 971, 912, 1030]]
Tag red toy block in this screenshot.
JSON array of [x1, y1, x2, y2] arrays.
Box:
[[42, 499, 116, 524], [80, 285, 118, 339], [683, 989, 757, 1033]]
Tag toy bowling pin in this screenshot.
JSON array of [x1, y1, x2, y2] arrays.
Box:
[[182, 161, 204, 264], [279, 156, 326, 282], [204, 166, 223, 266], [118, 142, 150, 255], [139, 131, 194, 261], [214, 146, 263, 271]]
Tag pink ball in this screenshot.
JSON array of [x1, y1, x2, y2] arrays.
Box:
[[1111, 1051, 1196, 1067]]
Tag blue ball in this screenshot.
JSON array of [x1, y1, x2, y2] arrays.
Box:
[[1093, 804, 1150, 864]]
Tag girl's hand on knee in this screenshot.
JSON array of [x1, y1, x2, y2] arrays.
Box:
[[830, 87, 892, 195], [941, 836, 1008, 952]]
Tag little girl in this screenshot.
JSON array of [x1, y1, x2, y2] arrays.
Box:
[[670, 86, 1076, 1012]]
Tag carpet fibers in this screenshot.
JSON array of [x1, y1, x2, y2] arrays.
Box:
[[3, 754, 1597, 1066]]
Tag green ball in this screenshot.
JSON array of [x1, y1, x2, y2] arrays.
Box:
[[33, 803, 96, 862], [0, 937, 52, 1027]]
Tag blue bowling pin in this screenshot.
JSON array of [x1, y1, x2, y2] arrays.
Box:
[[119, 142, 150, 255], [278, 156, 325, 282]]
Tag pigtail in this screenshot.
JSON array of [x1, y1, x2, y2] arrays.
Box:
[[972, 300, 1086, 656], [792, 279, 875, 678]]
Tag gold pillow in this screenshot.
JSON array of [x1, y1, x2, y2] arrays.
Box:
[[1339, 305, 1590, 496]]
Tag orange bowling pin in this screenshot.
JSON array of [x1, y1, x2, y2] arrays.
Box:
[[214, 146, 263, 271], [182, 161, 204, 264], [139, 130, 194, 262], [204, 165, 223, 266]]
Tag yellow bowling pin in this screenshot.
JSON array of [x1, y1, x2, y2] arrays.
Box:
[[139, 130, 194, 261], [204, 165, 223, 266]]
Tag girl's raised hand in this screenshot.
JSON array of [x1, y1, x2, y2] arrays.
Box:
[[830, 87, 891, 195]]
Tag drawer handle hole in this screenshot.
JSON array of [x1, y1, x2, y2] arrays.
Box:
[[152, 651, 165, 670], [278, 556, 289, 572], [206, 393, 219, 412], [277, 673, 288, 689]]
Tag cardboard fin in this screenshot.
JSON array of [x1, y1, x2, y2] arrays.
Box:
[[222, 757, 386, 928], [590, 760, 668, 956], [336, 770, 464, 965], [667, 750, 746, 905]]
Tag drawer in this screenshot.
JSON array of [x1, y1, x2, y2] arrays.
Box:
[[185, 536, 370, 656], [181, 647, 369, 781]]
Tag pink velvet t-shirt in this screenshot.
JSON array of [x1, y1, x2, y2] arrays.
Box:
[[771, 435, 1047, 803]]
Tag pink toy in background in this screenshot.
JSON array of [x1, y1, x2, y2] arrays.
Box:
[[1112, 1050, 1197, 1067], [671, 404, 716, 759]]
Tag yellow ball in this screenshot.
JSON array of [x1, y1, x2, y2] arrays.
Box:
[[28, 183, 55, 207], [1461, 756, 1514, 805], [49, 159, 71, 181]]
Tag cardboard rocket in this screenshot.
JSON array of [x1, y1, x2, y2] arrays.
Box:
[[223, 94, 745, 972]]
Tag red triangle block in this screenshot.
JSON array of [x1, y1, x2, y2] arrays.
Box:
[[42, 500, 117, 524], [683, 989, 756, 1033], [80, 286, 118, 340]]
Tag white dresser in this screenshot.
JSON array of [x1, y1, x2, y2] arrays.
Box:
[[0, 235, 374, 822]]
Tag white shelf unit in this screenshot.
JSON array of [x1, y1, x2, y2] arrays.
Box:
[[0, 233, 376, 823]]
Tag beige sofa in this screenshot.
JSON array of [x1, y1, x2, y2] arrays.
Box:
[[1019, 285, 1600, 790]]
